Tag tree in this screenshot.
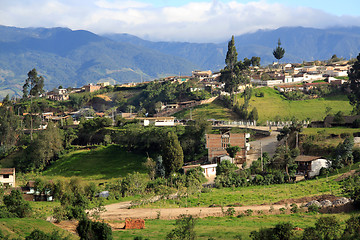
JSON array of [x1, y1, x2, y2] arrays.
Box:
[[248, 107, 259, 122], [302, 216, 341, 240], [250, 222, 294, 240], [3, 190, 32, 218], [25, 229, 70, 240], [251, 56, 261, 67], [161, 131, 184, 177], [220, 36, 251, 103], [226, 144, 241, 159], [270, 146, 298, 181], [216, 160, 238, 176], [166, 214, 197, 240], [22, 121, 64, 171], [0, 103, 20, 155], [76, 218, 113, 240], [22, 68, 44, 99], [348, 53, 360, 114], [273, 38, 285, 64]]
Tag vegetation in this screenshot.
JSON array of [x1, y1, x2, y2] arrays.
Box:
[[348, 53, 360, 114], [273, 39, 285, 64]]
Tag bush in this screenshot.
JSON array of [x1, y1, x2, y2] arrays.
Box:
[[76, 218, 113, 240], [25, 229, 70, 240], [166, 215, 197, 240], [3, 190, 32, 218], [307, 204, 320, 213], [302, 216, 340, 240], [290, 203, 298, 213], [250, 222, 294, 240], [225, 207, 235, 217]]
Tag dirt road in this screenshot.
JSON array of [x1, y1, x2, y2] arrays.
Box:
[[100, 202, 298, 220]]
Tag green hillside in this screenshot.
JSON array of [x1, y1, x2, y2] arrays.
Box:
[[245, 87, 352, 123], [0, 218, 76, 239], [173, 87, 352, 123], [43, 145, 147, 180], [174, 99, 237, 120]]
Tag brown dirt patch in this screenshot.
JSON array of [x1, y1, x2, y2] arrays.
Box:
[[335, 170, 359, 182], [274, 194, 340, 205]]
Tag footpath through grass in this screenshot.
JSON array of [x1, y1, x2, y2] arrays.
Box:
[[43, 145, 147, 180], [114, 213, 354, 240]]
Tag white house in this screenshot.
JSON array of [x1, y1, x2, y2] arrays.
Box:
[[138, 117, 175, 126], [0, 168, 15, 187], [295, 155, 329, 178]]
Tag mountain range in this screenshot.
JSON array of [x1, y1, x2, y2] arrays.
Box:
[[1, 25, 360, 98]]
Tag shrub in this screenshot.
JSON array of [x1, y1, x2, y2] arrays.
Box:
[[302, 216, 340, 240], [25, 229, 70, 240], [3, 190, 32, 218], [250, 222, 294, 240], [279, 207, 286, 214], [245, 209, 253, 216], [307, 204, 320, 213], [76, 218, 113, 240], [290, 203, 298, 213], [225, 207, 235, 217], [166, 214, 197, 240]]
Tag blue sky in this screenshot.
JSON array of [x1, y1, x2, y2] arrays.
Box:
[[1, 0, 360, 42]]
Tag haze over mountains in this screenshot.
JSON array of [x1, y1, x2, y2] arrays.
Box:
[[1, 25, 360, 98]]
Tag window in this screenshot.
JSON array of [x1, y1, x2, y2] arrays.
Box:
[[3, 174, 9, 179], [221, 133, 230, 149]]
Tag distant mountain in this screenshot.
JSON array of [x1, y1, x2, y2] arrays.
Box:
[[0, 26, 197, 98], [105, 26, 360, 70], [1, 25, 360, 98]]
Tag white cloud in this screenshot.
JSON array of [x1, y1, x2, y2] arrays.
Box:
[[1, 0, 360, 42]]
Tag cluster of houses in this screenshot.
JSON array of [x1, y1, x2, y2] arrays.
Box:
[[251, 61, 350, 86]]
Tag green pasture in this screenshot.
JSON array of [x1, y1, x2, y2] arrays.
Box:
[[138, 173, 342, 209], [0, 218, 76, 239], [43, 145, 147, 180], [172, 87, 352, 123], [302, 127, 360, 136], [245, 87, 352, 123], [114, 213, 354, 240]]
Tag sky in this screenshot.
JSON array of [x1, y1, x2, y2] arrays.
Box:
[[1, 0, 360, 43]]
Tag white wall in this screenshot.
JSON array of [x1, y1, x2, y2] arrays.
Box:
[[309, 159, 329, 178]]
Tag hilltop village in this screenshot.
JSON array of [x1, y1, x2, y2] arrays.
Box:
[[0, 41, 360, 239]]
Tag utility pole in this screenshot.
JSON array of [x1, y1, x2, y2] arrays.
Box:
[[260, 141, 263, 172]]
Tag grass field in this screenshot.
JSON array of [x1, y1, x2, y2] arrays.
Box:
[[245, 87, 353, 123], [172, 88, 352, 123], [302, 127, 360, 136], [137, 172, 343, 209], [43, 145, 147, 180], [0, 218, 76, 239], [113, 213, 355, 240]]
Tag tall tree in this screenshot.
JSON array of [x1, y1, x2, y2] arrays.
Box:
[[273, 38, 285, 64], [348, 53, 360, 114], [0, 102, 20, 155], [22, 68, 44, 99], [161, 131, 184, 177], [225, 35, 238, 70], [220, 36, 251, 103]]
